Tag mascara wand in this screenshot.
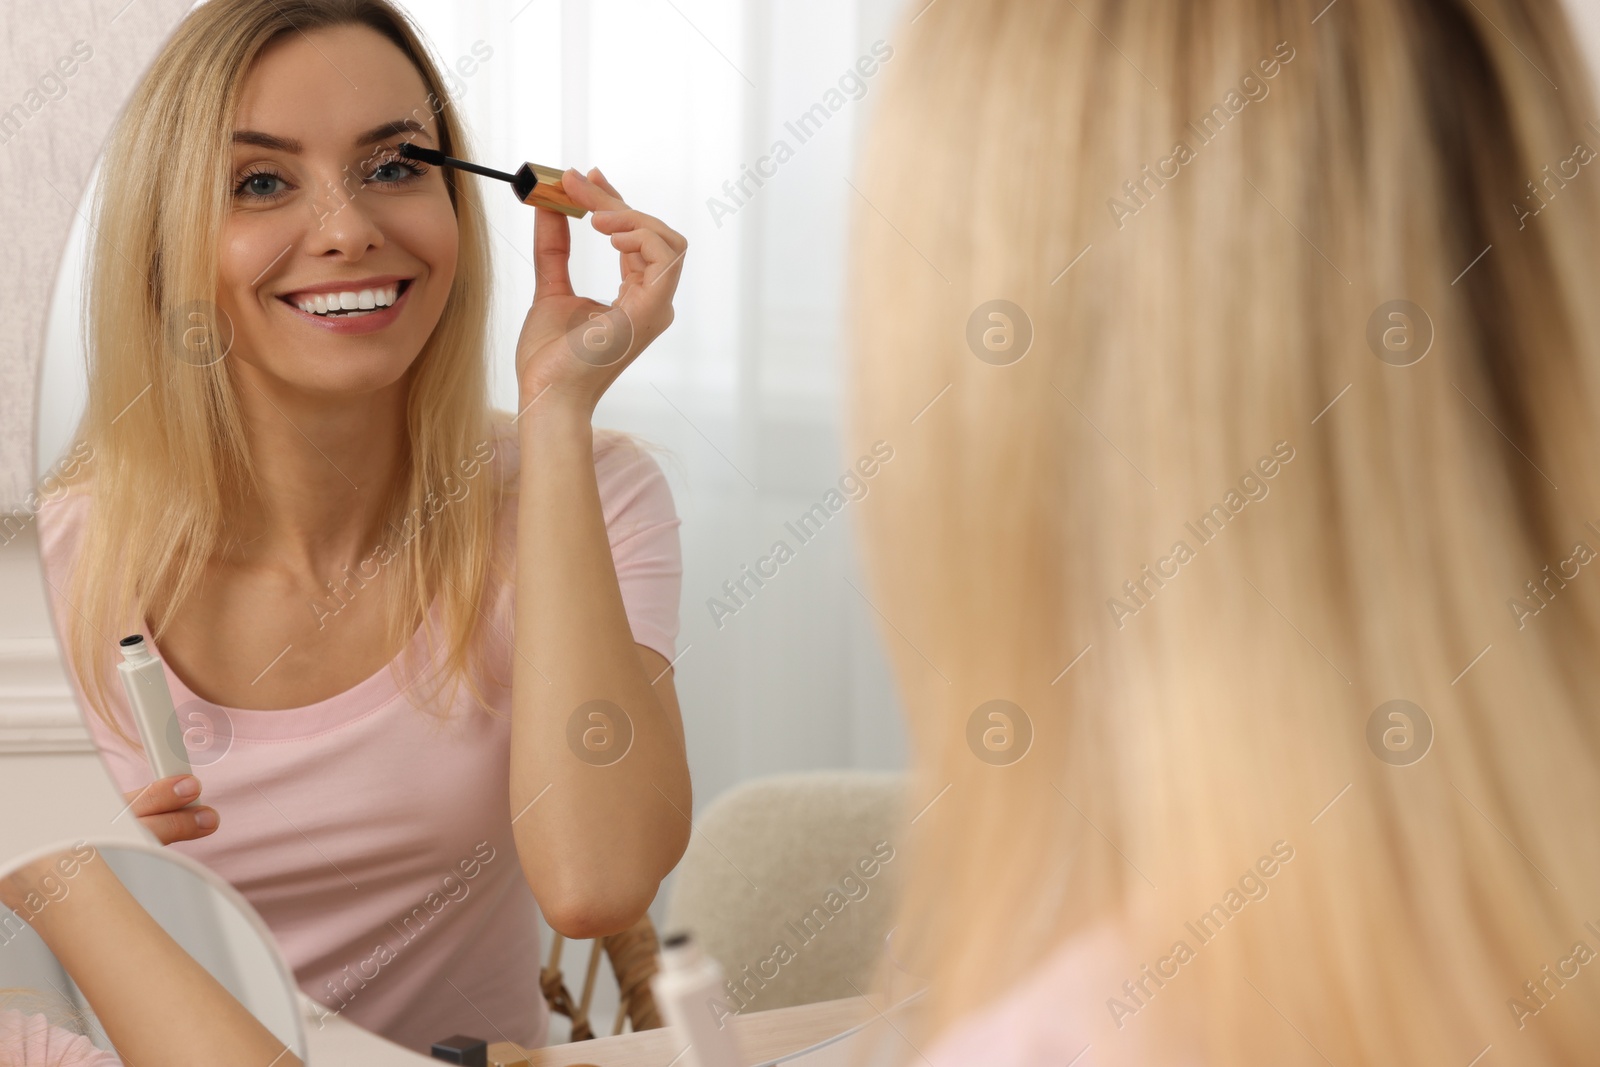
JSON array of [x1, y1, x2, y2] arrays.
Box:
[[397, 142, 588, 218]]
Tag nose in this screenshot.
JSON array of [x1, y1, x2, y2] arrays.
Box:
[[305, 172, 385, 259]]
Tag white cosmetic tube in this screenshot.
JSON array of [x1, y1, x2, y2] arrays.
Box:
[[116, 634, 194, 787], [651, 932, 745, 1067]]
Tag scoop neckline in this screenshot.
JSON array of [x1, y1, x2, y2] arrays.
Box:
[[139, 597, 448, 742]]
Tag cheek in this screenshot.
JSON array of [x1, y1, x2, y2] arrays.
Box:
[[218, 216, 301, 314], [395, 197, 459, 287]]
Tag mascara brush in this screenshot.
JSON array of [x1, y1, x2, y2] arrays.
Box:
[[397, 142, 588, 218]]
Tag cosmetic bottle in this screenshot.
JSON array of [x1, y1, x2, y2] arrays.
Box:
[[116, 635, 194, 788], [651, 932, 745, 1067]]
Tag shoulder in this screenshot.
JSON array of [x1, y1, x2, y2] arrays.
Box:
[[482, 417, 682, 656], [921, 923, 1184, 1067], [32, 484, 94, 577], [592, 429, 680, 536], [28, 438, 97, 556], [488, 418, 680, 536], [0, 1008, 121, 1066]]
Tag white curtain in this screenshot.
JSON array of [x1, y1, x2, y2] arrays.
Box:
[[456, 0, 915, 803]]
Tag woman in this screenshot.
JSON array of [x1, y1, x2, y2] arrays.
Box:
[[849, 0, 1600, 1063], [0, 844, 302, 1067], [37, 0, 691, 1055]]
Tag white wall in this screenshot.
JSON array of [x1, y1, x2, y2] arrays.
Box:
[[0, 526, 144, 862]]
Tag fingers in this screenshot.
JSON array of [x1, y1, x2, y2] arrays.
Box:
[[605, 227, 684, 287], [548, 165, 686, 332], [124, 774, 199, 816], [591, 209, 687, 300], [141, 805, 220, 845], [587, 167, 624, 201], [124, 775, 219, 845], [532, 203, 574, 301], [563, 167, 688, 281], [561, 167, 628, 214], [588, 207, 688, 256]]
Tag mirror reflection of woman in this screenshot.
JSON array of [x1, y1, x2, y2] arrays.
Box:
[[37, 0, 692, 1054]]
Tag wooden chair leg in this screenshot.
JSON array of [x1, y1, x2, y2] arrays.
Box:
[[538, 913, 665, 1042]]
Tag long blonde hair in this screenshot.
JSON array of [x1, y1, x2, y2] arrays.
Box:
[[55, 0, 510, 738], [849, 0, 1600, 1062]]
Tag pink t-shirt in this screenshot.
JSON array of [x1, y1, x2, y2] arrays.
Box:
[[36, 425, 682, 1056], [0, 1010, 120, 1067], [919, 924, 1199, 1067]]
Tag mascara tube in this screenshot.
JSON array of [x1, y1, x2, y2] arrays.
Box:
[[651, 932, 744, 1067], [116, 635, 195, 793]]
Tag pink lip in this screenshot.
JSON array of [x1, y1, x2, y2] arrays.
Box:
[[277, 279, 412, 336]]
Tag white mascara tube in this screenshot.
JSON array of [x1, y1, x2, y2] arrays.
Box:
[[116, 634, 194, 790], [651, 932, 744, 1067]]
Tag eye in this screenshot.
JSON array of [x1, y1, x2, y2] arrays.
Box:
[[365, 154, 428, 186], [234, 165, 291, 201]]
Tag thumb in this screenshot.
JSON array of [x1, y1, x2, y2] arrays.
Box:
[[533, 200, 575, 301]]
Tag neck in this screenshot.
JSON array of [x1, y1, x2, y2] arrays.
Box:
[[221, 360, 412, 578]]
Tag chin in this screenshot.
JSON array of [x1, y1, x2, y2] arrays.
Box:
[[235, 347, 421, 398]]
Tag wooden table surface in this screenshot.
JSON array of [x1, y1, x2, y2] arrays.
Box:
[[485, 997, 875, 1067]]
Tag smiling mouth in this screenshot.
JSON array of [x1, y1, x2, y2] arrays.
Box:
[[280, 279, 412, 318]]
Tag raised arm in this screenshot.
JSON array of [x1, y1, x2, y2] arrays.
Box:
[[505, 167, 692, 938]]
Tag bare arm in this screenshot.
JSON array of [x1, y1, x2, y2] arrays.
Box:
[[1, 849, 303, 1067], [506, 168, 692, 939]]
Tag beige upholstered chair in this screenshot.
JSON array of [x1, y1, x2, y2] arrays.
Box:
[[663, 771, 908, 1013]]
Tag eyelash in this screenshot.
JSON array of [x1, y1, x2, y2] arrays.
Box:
[[231, 153, 429, 201]]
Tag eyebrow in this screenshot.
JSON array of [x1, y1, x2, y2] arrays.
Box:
[[231, 117, 432, 153]]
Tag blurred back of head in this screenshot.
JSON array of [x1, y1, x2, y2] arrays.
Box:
[[848, 0, 1600, 1061]]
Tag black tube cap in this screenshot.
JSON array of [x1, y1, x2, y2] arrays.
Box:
[[429, 1035, 487, 1066]]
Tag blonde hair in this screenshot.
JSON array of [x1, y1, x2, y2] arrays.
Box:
[[54, 0, 511, 738], [849, 0, 1600, 1062]]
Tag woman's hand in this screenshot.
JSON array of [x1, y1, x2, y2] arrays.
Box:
[[123, 774, 219, 845], [513, 167, 687, 417]]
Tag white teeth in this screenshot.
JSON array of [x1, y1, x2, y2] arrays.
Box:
[[288, 283, 403, 315]]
